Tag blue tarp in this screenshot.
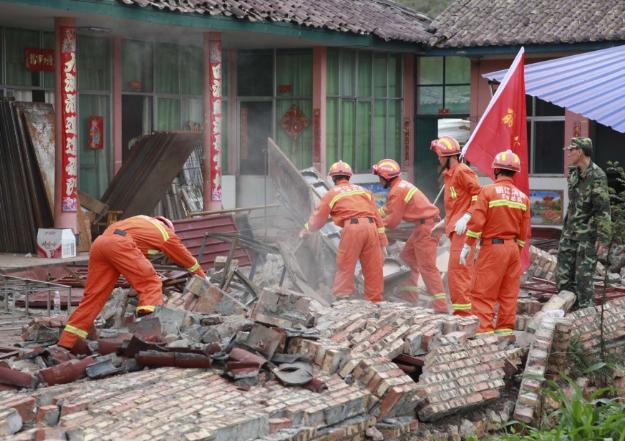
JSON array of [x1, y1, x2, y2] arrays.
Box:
[[484, 45, 625, 133]]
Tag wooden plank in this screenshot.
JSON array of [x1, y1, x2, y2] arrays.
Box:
[[78, 191, 108, 216]]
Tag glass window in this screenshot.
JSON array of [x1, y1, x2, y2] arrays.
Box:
[[180, 45, 203, 96], [237, 50, 272, 96], [155, 43, 179, 94], [42, 32, 55, 89], [326, 50, 403, 172], [327, 49, 339, 96], [78, 94, 110, 198], [122, 40, 153, 93], [157, 97, 181, 130], [276, 50, 312, 97], [5, 28, 40, 87], [78, 35, 110, 91], [445, 56, 470, 84], [418, 57, 443, 85], [417, 56, 470, 116], [527, 97, 565, 174]]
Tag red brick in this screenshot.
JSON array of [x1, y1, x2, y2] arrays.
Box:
[[36, 405, 60, 426], [1, 396, 36, 423], [34, 427, 67, 441], [269, 417, 291, 433], [61, 400, 90, 417]]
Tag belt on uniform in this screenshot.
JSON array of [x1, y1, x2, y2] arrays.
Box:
[[350, 217, 374, 224], [417, 216, 440, 225], [114, 229, 127, 236], [483, 237, 516, 245]]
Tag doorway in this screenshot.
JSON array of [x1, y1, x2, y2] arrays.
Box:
[[122, 95, 152, 162], [238, 100, 273, 175]]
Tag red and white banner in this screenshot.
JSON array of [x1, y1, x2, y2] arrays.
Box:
[[461, 47, 530, 270], [208, 39, 222, 203], [60, 27, 77, 212], [25, 48, 54, 72]]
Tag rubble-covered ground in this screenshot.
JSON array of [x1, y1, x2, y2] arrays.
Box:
[[1, 245, 625, 441]]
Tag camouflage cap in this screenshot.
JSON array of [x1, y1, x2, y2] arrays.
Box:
[[570, 137, 593, 155]]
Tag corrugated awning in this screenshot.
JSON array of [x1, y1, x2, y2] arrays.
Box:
[[484, 45, 625, 133]]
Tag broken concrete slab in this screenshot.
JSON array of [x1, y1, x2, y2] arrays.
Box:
[[0, 408, 22, 436]]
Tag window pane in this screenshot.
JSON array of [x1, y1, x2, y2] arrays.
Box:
[[157, 98, 180, 130], [373, 54, 387, 97], [355, 101, 371, 172], [327, 49, 339, 96], [43, 32, 55, 89], [388, 54, 402, 98], [276, 50, 312, 97], [181, 97, 202, 131], [155, 43, 179, 94], [237, 50, 273, 96], [387, 100, 402, 161], [78, 94, 110, 198], [533, 121, 564, 174], [418, 57, 443, 85], [357, 52, 372, 97], [276, 99, 313, 168], [535, 98, 564, 116], [326, 98, 338, 166], [341, 101, 355, 163], [122, 40, 153, 92], [180, 45, 203, 96], [78, 36, 110, 91], [445, 56, 470, 84], [418, 86, 443, 114], [6, 28, 40, 87], [373, 101, 385, 161], [526, 95, 534, 116], [340, 50, 355, 96], [444, 85, 470, 114]]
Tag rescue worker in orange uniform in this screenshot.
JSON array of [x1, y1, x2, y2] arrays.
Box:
[[58, 215, 205, 351], [300, 161, 387, 303], [372, 159, 448, 312], [460, 150, 530, 336], [430, 136, 482, 315]]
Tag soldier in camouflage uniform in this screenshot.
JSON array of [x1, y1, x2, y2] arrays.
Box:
[[555, 137, 612, 307]]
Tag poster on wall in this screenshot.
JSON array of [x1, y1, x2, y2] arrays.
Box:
[[60, 26, 77, 212], [530, 190, 564, 225], [359, 182, 389, 208]]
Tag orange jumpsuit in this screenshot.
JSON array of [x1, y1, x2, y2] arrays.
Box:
[[380, 179, 447, 312], [304, 180, 387, 303], [443, 162, 481, 315], [464, 176, 530, 335], [58, 215, 205, 349]]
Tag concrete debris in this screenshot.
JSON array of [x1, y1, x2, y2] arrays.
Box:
[[251, 287, 317, 329]]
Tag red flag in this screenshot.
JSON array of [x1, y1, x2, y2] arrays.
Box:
[[461, 47, 530, 271]]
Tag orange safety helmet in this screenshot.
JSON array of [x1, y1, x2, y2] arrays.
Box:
[[431, 136, 461, 157], [371, 159, 401, 180], [492, 149, 521, 172], [155, 215, 175, 232], [328, 160, 353, 178]]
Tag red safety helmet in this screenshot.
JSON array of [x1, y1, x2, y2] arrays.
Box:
[[431, 136, 461, 157], [372, 159, 401, 180], [328, 160, 353, 178], [492, 149, 521, 172], [154, 216, 175, 232]]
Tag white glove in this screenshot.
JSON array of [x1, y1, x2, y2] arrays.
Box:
[[454, 213, 471, 236], [459, 244, 471, 266]]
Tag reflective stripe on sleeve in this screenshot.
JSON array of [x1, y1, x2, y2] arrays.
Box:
[[378, 207, 386, 217], [471, 195, 478, 202], [494, 328, 513, 335], [403, 187, 418, 203], [466, 230, 482, 239], [187, 261, 200, 273], [449, 186, 457, 199], [377, 227, 385, 234], [452, 303, 472, 310], [433, 293, 447, 299], [516, 239, 525, 247], [64, 324, 88, 338]]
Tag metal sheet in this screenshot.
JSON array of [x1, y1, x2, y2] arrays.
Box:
[[484, 45, 625, 133], [173, 215, 251, 270]]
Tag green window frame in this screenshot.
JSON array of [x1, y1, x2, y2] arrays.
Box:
[[417, 56, 470, 116], [326, 49, 403, 173]]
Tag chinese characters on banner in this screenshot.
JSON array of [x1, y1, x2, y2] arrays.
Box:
[[25, 48, 54, 72], [60, 27, 77, 212], [208, 40, 223, 203]]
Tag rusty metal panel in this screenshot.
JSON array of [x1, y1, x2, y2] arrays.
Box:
[[173, 215, 251, 270], [101, 132, 201, 218]]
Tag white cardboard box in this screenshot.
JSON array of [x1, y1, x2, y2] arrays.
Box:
[[37, 228, 76, 258]]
